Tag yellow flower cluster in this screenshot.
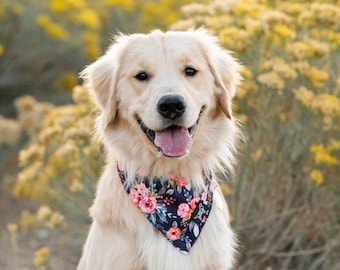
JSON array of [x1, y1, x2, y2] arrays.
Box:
[[257, 57, 298, 91], [14, 95, 55, 139], [49, 0, 86, 14], [13, 85, 102, 211], [294, 86, 314, 107], [257, 71, 285, 91], [309, 141, 340, 186], [77, 9, 101, 30], [295, 88, 340, 129], [0, 96, 54, 146], [310, 144, 339, 167], [36, 14, 69, 40], [35, 0, 103, 59], [310, 169, 324, 186], [19, 205, 65, 231], [34, 247, 50, 267], [311, 93, 340, 116], [287, 40, 330, 59], [304, 67, 329, 88]]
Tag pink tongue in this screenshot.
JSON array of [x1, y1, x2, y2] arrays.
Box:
[[154, 128, 191, 157]]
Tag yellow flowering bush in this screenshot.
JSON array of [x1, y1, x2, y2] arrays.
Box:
[[173, 0, 340, 268], [14, 86, 102, 220]]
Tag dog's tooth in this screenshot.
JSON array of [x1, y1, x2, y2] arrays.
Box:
[[157, 149, 163, 157], [189, 124, 197, 137]]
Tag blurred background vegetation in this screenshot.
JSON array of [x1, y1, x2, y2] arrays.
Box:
[[1, 0, 340, 269]]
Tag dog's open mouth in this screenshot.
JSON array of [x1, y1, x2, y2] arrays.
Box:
[[137, 115, 201, 158]]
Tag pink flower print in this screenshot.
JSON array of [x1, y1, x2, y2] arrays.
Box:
[[139, 196, 157, 214], [176, 176, 189, 187], [137, 183, 149, 197], [129, 188, 140, 205], [166, 227, 181, 241], [201, 192, 207, 201], [177, 203, 190, 219], [189, 197, 200, 210]]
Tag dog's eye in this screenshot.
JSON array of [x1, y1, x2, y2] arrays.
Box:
[[135, 72, 149, 81], [185, 67, 197, 77]]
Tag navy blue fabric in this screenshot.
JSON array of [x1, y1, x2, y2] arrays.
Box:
[[117, 166, 214, 254]]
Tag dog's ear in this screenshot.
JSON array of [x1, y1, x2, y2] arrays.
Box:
[[80, 36, 127, 128], [209, 50, 241, 119], [196, 30, 241, 119]]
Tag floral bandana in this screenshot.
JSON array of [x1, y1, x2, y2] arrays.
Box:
[[117, 165, 215, 255]]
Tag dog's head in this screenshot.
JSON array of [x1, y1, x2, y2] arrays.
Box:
[[82, 29, 241, 174]]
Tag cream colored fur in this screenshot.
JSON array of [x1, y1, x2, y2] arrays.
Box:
[[77, 29, 241, 270]]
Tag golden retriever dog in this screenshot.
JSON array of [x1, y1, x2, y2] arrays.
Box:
[[77, 29, 241, 270]]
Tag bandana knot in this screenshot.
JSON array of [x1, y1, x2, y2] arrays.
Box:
[[117, 165, 215, 255]]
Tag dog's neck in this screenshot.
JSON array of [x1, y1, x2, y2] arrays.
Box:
[[116, 157, 211, 191]]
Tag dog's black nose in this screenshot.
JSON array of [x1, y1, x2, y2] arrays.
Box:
[[157, 95, 186, 119]]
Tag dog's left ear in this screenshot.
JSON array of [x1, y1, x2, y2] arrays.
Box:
[[197, 30, 241, 119]]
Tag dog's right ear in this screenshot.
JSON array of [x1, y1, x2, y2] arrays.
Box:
[[80, 37, 127, 129], [193, 29, 241, 119]]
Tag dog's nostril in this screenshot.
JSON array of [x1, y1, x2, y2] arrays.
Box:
[[159, 103, 170, 113], [157, 95, 186, 119], [176, 102, 185, 111]]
